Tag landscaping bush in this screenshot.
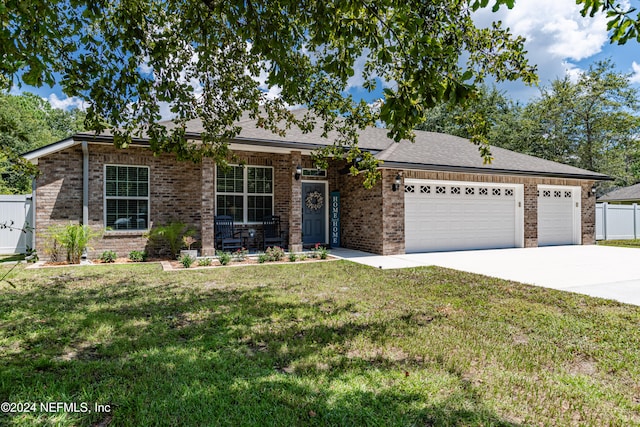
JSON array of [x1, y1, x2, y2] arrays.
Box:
[[265, 246, 285, 262], [179, 254, 195, 268], [100, 250, 117, 263], [232, 248, 248, 262], [217, 251, 231, 266], [288, 253, 298, 262], [145, 221, 195, 258], [43, 224, 100, 264], [129, 250, 147, 262], [41, 226, 63, 262], [312, 244, 329, 260], [197, 257, 212, 267], [257, 253, 268, 264]]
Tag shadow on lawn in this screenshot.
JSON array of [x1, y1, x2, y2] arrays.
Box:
[[1, 267, 521, 427]]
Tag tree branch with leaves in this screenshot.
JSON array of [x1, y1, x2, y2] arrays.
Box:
[[2, 0, 537, 186]]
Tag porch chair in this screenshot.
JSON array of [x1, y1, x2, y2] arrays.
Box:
[[262, 215, 286, 250], [214, 215, 244, 252]]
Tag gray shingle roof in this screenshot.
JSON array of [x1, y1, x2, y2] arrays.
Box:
[[598, 183, 640, 201], [30, 108, 609, 180], [376, 132, 608, 179]]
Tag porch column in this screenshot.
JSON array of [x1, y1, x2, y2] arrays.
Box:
[[289, 151, 303, 252], [201, 158, 215, 256]]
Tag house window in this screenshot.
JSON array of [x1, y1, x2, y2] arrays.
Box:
[[216, 165, 273, 223], [105, 165, 149, 230]]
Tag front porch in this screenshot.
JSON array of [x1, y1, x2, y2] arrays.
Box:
[[199, 150, 319, 256]]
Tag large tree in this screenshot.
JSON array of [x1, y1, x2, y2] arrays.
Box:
[[1, 0, 537, 184], [0, 92, 85, 194], [518, 60, 640, 190], [419, 62, 640, 192]]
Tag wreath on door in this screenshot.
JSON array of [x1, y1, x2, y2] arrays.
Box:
[[305, 191, 324, 211]]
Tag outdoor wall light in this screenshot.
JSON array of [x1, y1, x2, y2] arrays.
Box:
[[295, 164, 302, 180], [392, 173, 402, 192], [590, 186, 597, 197]]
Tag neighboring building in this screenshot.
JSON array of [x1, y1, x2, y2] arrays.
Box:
[[597, 183, 640, 205], [24, 110, 609, 258]]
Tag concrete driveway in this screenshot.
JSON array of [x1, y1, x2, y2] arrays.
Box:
[[332, 246, 640, 306]]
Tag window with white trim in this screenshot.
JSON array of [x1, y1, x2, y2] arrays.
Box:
[[105, 165, 149, 230], [216, 165, 273, 223]]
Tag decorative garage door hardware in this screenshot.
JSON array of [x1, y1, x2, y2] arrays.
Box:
[[405, 185, 514, 197]]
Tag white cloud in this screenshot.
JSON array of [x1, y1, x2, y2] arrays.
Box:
[[473, 0, 609, 100], [46, 93, 86, 111], [630, 61, 640, 84]]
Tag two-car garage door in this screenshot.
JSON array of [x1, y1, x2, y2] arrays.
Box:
[[404, 179, 581, 253], [404, 180, 524, 253]]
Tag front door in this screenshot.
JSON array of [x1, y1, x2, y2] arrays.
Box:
[[302, 182, 327, 246]]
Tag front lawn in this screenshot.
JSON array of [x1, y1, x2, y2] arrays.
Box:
[[1, 262, 639, 426], [598, 239, 640, 248]]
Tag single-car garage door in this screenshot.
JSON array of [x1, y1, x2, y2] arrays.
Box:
[[537, 185, 581, 246], [404, 179, 524, 253]]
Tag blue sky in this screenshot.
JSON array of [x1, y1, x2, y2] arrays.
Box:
[[11, 0, 640, 111]]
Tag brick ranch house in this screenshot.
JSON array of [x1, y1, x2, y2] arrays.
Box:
[[24, 111, 608, 259]]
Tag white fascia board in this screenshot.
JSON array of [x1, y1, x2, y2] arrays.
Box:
[[23, 138, 80, 162]]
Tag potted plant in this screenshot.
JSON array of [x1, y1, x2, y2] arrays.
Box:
[[180, 235, 198, 259]]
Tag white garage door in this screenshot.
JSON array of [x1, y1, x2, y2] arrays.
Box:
[[538, 185, 581, 246], [404, 180, 524, 253]]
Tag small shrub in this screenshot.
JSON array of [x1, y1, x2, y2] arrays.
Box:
[[265, 246, 285, 262], [257, 253, 268, 264], [232, 247, 248, 262], [288, 253, 298, 262], [145, 221, 195, 258], [44, 224, 100, 264], [312, 244, 329, 260], [198, 257, 212, 267], [129, 250, 147, 262], [179, 254, 195, 268], [100, 250, 117, 263], [298, 254, 307, 261], [217, 251, 231, 266]]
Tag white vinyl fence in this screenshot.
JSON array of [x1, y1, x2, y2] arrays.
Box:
[[0, 195, 33, 254], [596, 202, 640, 240]]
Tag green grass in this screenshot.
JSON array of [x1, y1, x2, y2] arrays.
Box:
[[0, 254, 24, 263], [1, 262, 639, 426], [598, 239, 640, 248]]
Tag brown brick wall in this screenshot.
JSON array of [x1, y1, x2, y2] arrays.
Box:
[[336, 170, 385, 254], [34, 146, 84, 256], [34, 143, 597, 259]]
